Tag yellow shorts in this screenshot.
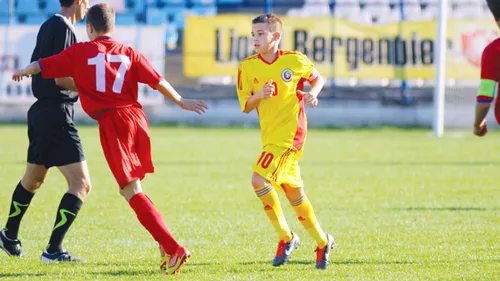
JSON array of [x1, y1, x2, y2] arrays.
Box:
[[252, 145, 304, 189]]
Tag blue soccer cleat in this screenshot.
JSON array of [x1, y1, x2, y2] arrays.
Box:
[[315, 233, 335, 269], [41, 249, 85, 262], [272, 232, 300, 266]]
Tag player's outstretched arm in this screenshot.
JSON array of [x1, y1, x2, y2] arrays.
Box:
[[474, 44, 497, 137], [11, 61, 42, 82], [156, 80, 208, 115]]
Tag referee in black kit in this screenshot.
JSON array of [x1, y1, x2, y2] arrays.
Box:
[[0, 0, 92, 262]]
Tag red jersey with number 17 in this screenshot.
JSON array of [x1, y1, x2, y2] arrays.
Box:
[[38, 36, 163, 119]]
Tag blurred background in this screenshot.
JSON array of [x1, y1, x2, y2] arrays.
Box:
[[0, 0, 496, 130]]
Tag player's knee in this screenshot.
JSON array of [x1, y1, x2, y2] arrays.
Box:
[[251, 173, 268, 190], [282, 185, 304, 202], [69, 177, 92, 199], [21, 175, 45, 192], [120, 179, 142, 202], [81, 178, 92, 196], [22, 179, 43, 192]]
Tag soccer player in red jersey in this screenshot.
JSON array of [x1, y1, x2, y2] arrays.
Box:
[[12, 4, 208, 275], [473, 1, 500, 137]]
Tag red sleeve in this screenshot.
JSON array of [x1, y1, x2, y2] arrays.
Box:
[[39, 44, 77, 79], [481, 44, 498, 81], [477, 44, 499, 103], [134, 52, 163, 90]]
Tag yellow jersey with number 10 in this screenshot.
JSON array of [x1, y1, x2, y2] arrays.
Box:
[[237, 50, 317, 151]]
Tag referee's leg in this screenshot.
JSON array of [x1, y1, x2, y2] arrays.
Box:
[[58, 161, 92, 201], [41, 102, 92, 260], [40, 161, 91, 259], [1, 164, 48, 244]]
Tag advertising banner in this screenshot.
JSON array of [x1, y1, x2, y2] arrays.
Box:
[[0, 25, 165, 104], [184, 15, 497, 81]]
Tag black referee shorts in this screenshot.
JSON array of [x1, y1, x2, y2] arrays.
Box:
[[27, 100, 85, 168]]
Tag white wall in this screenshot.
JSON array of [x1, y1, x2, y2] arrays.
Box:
[[1, 99, 494, 130]]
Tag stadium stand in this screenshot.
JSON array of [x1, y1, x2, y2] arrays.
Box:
[[146, 7, 168, 25], [157, 0, 187, 8], [15, 0, 41, 15], [0, 0, 490, 27], [116, 12, 137, 24], [39, 0, 61, 14], [0, 0, 10, 24]]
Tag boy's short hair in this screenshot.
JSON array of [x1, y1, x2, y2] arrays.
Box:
[[86, 3, 115, 33], [60, 0, 75, 8], [252, 13, 283, 33], [487, 0, 500, 19]]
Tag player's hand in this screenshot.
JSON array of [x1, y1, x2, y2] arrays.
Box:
[[259, 80, 275, 99], [12, 69, 31, 82], [473, 119, 488, 137], [179, 98, 208, 115], [297, 90, 318, 108]]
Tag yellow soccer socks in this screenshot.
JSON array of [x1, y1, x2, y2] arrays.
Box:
[[255, 184, 293, 242], [291, 195, 328, 248]]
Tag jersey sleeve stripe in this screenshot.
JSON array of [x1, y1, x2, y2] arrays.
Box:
[[476, 95, 494, 103], [293, 78, 307, 151], [308, 69, 319, 82], [237, 68, 242, 91]]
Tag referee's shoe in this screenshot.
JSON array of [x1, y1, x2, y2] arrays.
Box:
[[41, 249, 85, 262], [0, 230, 24, 257]]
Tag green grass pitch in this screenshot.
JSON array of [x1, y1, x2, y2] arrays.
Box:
[[0, 125, 499, 280]]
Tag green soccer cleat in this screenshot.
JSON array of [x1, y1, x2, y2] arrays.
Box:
[[164, 246, 191, 275], [159, 245, 168, 270]]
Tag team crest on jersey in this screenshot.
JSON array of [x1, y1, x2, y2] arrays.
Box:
[[281, 68, 294, 82]]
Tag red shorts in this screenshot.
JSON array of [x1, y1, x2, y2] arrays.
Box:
[[98, 106, 154, 188]]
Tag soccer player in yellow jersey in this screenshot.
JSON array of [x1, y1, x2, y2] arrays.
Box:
[[236, 13, 335, 269]]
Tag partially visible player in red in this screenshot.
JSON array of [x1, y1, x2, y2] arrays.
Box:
[[12, 3, 207, 275], [473, 1, 500, 137]]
